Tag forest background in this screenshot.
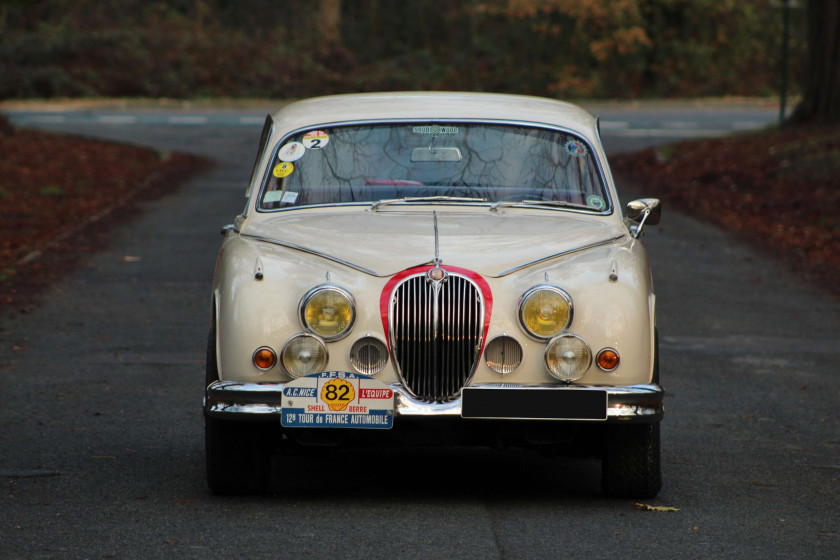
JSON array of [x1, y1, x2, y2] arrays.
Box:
[[2, 0, 839, 301], [0, 0, 806, 101]]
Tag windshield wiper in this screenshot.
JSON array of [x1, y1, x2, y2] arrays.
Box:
[[522, 200, 596, 210], [371, 196, 487, 211], [490, 200, 596, 212]]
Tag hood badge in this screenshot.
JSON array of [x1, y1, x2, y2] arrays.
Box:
[[427, 266, 447, 284]]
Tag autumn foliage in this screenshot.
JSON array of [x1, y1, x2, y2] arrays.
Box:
[[0, 0, 805, 100]]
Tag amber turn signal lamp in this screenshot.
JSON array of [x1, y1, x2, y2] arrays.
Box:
[[253, 347, 277, 371], [596, 348, 620, 372]]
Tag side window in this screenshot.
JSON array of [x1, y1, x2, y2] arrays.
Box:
[[244, 115, 274, 213]]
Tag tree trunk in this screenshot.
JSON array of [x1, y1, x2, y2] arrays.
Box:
[[319, 0, 342, 47], [791, 0, 840, 125]]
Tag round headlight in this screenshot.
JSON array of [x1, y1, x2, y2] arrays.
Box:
[[518, 285, 573, 340], [349, 336, 389, 375], [545, 333, 591, 382], [300, 285, 356, 341], [485, 335, 523, 375], [281, 333, 328, 378]]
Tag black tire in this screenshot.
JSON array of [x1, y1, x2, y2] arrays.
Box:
[[652, 327, 660, 385], [205, 416, 272, 495], [204, 322, 271, 495], [601, 422, 662, 498], [206, 322, 219, 388]]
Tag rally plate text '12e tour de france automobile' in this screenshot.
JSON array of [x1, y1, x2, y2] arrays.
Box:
[[281, 372, 395, 429]]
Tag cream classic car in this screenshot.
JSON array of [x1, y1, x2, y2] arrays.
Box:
[[204, 92, 663, 497]]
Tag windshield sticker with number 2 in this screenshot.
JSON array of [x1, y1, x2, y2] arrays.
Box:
[[302, 130, 329, 149]]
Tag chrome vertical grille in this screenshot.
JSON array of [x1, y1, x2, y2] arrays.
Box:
[[389, 272, 484, 403]]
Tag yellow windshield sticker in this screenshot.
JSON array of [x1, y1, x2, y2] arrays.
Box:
[[273, 162, 294, 178]]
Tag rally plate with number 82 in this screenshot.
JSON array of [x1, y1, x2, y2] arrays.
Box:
[[281, 372, 394, 429]]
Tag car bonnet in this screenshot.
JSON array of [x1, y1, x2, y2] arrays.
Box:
[[241, 209, 626, 278]]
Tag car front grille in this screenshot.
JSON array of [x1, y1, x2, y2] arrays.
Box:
[[389, 272, 484, 403]]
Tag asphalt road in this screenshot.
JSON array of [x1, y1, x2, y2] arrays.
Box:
[[1, 102, 838, 559]]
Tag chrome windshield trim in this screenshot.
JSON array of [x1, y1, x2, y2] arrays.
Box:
[[241, 233, 382, 277], [494, 234, 626, 277]]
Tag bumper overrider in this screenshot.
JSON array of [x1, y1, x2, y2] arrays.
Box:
[[204, 380, 664, 423]]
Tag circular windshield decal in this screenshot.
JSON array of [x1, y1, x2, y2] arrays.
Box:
[[278, 142, 306, 162], [565, 140, 587, 158], [273, 162, 294, 178], [302, 130, 330, 149], [586, 195, 606, 210]]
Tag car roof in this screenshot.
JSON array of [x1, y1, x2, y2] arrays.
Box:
[[270, 92, 599, 139]]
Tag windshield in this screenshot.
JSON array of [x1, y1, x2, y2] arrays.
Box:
[[258, 122, 610, 212]]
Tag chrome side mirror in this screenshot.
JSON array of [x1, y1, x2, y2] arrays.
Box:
[[626, 198, 661, 238]]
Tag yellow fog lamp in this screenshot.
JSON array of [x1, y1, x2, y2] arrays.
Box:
[[300, 285, 356, 341], [518, 285, 573, 340], [545, 333, 591, 382]]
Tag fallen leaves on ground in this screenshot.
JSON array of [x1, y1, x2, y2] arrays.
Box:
[[634, 503, 680, 512], [0, 118, 205, 309], [611, 125, 840, 297]]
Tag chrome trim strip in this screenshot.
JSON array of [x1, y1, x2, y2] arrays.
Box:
[[241, 233, 381, 276], [204, 381, 285, 415], [495, 234, 626, 277], [392, 385, 463, 416], [205, 381, 664, 421], [241, 228, 623, 281], [208, 403, 283, 415]]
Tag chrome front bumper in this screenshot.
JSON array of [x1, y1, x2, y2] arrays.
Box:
[[204, 381, 664, 423]]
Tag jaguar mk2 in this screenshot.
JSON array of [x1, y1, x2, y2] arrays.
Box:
[[204, 92, 663, 497]]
